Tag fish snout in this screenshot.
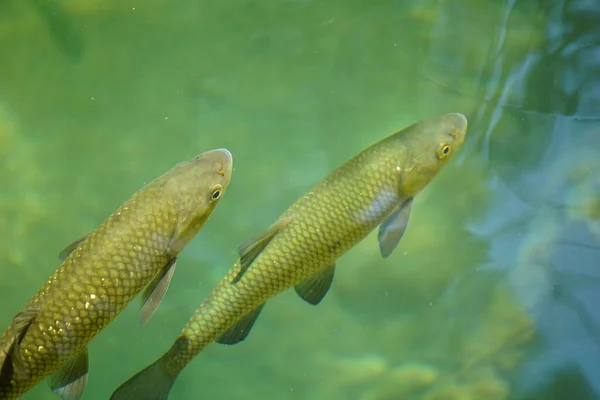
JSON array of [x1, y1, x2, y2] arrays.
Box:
[[444, 113, 468, 146], [215, 148, 233, 178], [198, 148, 233, 177]]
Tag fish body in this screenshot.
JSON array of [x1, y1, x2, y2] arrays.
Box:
[[110, 113, 468, 400], [0, 149, 233, 400]]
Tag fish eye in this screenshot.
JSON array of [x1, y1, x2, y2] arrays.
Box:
[[210, 184, 223, 201], [437, 144, 451, 159]]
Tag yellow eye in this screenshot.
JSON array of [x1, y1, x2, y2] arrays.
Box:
[[437, 144, 451, 159], [210, 184, 223, 201]]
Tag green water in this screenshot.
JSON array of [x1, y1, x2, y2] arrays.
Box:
[[1, 0, 599, 399]]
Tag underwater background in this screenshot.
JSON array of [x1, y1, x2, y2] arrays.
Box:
[[0, 0, 599, 399]]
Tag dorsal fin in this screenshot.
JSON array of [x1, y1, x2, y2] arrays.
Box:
[[231, 216, 292, 284], [58, 234, 90, 261]]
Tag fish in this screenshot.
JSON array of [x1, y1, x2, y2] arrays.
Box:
[[109, 113, 468, 400], [0, 0, 83, 61], [0, 148, 233, 400], [29, 0, 84, 61]]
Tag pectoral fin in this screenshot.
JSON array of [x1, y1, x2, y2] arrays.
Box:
[[232, 216, 292, 284], [378, 199, 412, 258], [216, 304, 265, 345], [58, 234, 90, 261], [139, 258, 177, 326], [47, 347, 89, 400], [294, 265, 335, 305]]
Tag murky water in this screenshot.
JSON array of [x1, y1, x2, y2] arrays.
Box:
[[0, 0, 598, 399]]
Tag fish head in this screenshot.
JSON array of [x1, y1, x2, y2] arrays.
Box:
[[397, 112, 467, 197], [165, 148, 233, 253]]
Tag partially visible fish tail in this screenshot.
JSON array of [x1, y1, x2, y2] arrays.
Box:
[[109, 355, 176, 400]]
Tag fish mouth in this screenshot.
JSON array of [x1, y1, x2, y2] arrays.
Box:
[[197, 148, 233, 175], [448, 113, 468, 134], [445, 113, 468, 146], [451, 112, 468, 128], [214, 148, 233, 178]]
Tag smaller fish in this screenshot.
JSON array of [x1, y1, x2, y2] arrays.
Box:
[[109, 113, 468, 400], [0, 149, 233, 400], [29, 0, 84, 60]]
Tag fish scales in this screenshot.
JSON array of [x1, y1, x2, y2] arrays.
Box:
[[1, 190, 173, 396], [110, 113, 467, 400], [0, 149, 233, 399], [178, 146, 404, 359]]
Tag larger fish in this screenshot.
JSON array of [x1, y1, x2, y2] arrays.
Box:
[[0, 149, 233, 400], [110, 113, 468, 400]]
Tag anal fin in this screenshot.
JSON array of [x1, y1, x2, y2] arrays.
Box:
[[216, 304, 265, 345], [47, 346, 89, 400], [139, 258, 177, 326], [295, 265, 335, 305]]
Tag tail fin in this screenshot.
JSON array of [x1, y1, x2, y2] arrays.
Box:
[[110, 356, 176, 400]]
